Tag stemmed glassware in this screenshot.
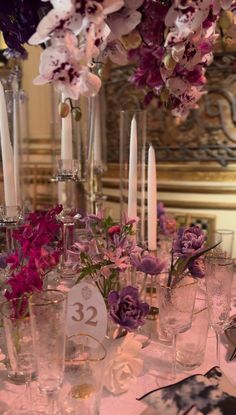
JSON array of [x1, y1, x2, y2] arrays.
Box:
[[157, 274, 198, 378], [204, 256, 234, 366], [215, 229, 234, 258], [29, 289, 67, 415]]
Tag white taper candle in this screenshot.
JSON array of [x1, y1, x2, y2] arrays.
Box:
[[148, 145, 157, 251], [0, 82, 17, 206], [13, 79, 21, 205], [128, 116, 137, 221]]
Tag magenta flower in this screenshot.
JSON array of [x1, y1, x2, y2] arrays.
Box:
[[108, 286, 149, 331], [108, 225, 121, 236], [5, 266, 43, 301], [5, 205, 63, 301]]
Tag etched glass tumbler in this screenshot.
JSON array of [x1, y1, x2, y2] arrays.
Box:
[[64, 334, 106, 415]]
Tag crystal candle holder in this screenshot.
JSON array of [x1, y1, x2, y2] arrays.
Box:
[[0, 205, 23, 251], [55, 159, 82, 182]]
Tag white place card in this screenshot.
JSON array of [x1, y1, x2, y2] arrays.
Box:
[[66, 279, 107, 343]]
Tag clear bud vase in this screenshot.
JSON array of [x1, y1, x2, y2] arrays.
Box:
[[120, 110, 147, 244]]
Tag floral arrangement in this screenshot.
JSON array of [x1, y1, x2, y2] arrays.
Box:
[[1, 1, 236, 116], [71, 213, 139, 296], [69, 212, 164, 330], [167, 224, 214, 287], [3, 205, 62, 301]]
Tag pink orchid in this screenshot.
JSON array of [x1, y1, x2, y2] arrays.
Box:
[[107, 0, 143, 39], [165, 1, 212, 38]]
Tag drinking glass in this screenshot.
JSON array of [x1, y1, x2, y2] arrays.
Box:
[[204, 256, 234, 366], [29, 290, 67, 415], [176, 296, 209, 369], [157, 274, 198, 378], [215, 229, 234, 258], [64, 334, 106, 415], [1, 296, 35, 413]]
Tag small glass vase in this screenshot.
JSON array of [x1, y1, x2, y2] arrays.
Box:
[[1, 298, 36, 384]]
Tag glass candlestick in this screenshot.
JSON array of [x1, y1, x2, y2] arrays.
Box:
[[56, 207, 81, 278], [87, 163, 107, 214], [55, 159, 82, 182], [0, 205, 23, 251]]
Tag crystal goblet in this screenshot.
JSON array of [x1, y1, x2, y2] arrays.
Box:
[[204, 256, 234, 366], [157, 274, 198, 378]]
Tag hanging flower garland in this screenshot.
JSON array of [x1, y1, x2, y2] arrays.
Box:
[[1, 0, 236, 116]]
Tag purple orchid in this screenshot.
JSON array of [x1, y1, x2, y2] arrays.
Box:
[[108, 286, 149, 331], [131, 253, 166, 275], [172, 226, 206, 257]]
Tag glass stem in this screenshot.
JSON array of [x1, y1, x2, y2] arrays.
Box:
[[25, 376, 32, 415], [172, 334, 177, 380], [47, 392, 55, 415], [61, 222, 74, 266], [215, 330, 221, 367]]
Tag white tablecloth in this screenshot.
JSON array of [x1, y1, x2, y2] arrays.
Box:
[[0, 285, 236, 415]]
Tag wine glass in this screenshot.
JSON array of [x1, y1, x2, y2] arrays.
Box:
[[29, 290, 67, 415], [215, 229, 234, 258], [157, 274, 198, 379], [204, 256, 234, 367]]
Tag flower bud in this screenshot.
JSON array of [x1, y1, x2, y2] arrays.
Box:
[[163, 54, 176, 71], [58, 102, 70, 118], [72, 107, 82, 122], [218, 10, 234, 32], [120, 30, 142, 50]]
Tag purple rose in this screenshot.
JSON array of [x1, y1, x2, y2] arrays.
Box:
[[131, 254, 166, 275], [108, 286, 149, 331], [172, 226, 205, 257], [188, 258, 205, 279]]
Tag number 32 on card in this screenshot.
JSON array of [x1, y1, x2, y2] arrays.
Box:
[[66, 280, 107, 343]]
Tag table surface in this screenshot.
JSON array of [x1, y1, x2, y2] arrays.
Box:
[[0, 283, 236, 415]]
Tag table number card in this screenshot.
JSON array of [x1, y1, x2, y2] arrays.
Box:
[[66, 279, 107, 343]]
